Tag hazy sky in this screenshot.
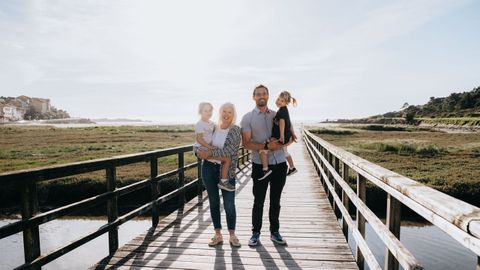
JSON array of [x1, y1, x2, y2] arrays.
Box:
[[1, 0, 479, 123]]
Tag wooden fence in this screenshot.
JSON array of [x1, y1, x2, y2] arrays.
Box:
[[303, 128, 480, 270], [0, 146, 249, 269]]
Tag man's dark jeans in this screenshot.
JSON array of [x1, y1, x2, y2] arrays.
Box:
[[251, 161, 288, 233]]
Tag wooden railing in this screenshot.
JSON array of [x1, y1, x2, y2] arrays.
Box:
[[0, 146, 250, 270], [303, 128, 480, 270]]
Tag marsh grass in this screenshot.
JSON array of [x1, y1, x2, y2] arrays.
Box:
[[342, 124, 440, 132], [0, 125, 198, 212], [310, 128, 357, 135], [310, 128, 480, 206], [0, 125, 195, 172], [419, 117, 480, 126], [355, 141, 447, 157]]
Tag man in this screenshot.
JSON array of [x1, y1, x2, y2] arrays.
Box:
[[240, 84, 288, 246]]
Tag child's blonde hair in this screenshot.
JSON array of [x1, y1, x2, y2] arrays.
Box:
[[279, 91, 298, 107], [198, 102, 213, 114]]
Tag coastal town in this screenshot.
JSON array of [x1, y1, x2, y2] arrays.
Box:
[[0, 96, 69, 122]]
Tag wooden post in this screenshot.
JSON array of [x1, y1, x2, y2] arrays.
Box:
[[106, 166, 118, 255], [237, 148, 241, 170], [150, 157, 159, 228], [385, 194, 402, 270], [324, 151, 331, 198], [178, 152, 185, 205], [334, 156, 340, 174], [197, 157, 203, 202], [328, 168, 335, 211], [21, 181, 41, 269], [356, 173, 366, 270], [333, 157, 341, 217], [241, 148, 245, 167], [342, 164, 350, 238]]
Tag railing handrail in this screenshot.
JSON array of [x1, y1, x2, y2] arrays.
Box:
[[0, 144, 250, 270], [0, 145, 193, 185], [303, 129, 480, 240], [303, 128, 480, 270]]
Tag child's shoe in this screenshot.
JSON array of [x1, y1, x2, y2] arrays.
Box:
[[287, 167, 297, 176], [218, 179, 235, 191], [258, 169, 272, 180]]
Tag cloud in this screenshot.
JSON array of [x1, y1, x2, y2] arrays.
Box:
[[0, 0, 478, 122]]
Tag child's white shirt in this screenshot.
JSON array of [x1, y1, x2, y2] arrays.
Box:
[[194, 120, 215, 148]]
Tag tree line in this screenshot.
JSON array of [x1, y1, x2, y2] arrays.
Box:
[[383, 87, 480, 121]]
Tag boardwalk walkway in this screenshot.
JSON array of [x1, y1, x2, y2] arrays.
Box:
[[91, 136, 357, 269]]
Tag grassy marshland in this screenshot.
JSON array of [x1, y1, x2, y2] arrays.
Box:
[[0, 125, 198, 214], [309, 125, 480, 208]]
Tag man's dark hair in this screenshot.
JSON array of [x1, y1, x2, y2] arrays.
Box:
[[253, 84, 269, 96]]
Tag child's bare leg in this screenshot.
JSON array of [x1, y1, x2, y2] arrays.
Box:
[[286, 155, 294, 168], [215, 156, 235, 191], [260, 151, 269, 171], [217, 156, 231, 181], [257, 150, 273, 180], [283, 140, 295, 169]]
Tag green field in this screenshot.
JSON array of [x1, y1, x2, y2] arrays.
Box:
[[309, 125, 480, 207], [0, 125, 198, 212], [418, 117, 480, 126], [0, 125, 196, 173]]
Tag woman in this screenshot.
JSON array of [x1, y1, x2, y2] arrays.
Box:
[[197, 102, 242, 247]]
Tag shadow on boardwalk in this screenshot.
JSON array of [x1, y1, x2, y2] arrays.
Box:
[[92, 141, 357, 270]]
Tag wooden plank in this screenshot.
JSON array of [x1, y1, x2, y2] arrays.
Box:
[[178, 152, 185, 206], [303, 129, 480, 244], [120, 243, 353, 254], [7, 147, 255, 270], [106, 166, 118, 254], [356, 174, 366, 270], [305, 139, 381, 270], [20, 181, 41, 269], [385, 194, 401, 270], [0, 145, 193, 184], [196, 157, 203, 201], [91, 132, 357, 270], [110, 250, 355, 261], [304, 135, 423, 270], [94, 254, 358, 268], [342, 163, 350, 238], [0, 168, 181, 240], [150, 157, 159, 228]]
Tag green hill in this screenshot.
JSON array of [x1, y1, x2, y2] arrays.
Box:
[[383, 86, 480, 119]]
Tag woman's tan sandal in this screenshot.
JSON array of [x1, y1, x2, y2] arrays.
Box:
[[229, 235, 241, 247], [208, 234, 223, 246]]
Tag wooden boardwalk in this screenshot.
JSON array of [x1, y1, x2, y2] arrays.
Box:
[[91, 138, 358, 269]]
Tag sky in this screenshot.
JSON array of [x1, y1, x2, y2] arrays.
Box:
[[1, 0, 479, 124]]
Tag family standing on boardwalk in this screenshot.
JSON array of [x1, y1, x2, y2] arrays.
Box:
[[196, 84, 298, 248]]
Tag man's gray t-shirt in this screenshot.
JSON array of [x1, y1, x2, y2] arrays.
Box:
[[240, 107, 286, 165]]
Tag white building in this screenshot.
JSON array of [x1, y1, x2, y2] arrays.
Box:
[[2, 106, 23, 121]]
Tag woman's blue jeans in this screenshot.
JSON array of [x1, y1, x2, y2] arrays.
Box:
[[202, 160, 236, 230]]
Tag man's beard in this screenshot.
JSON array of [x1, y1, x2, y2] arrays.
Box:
[[256, 99, 267, 107]]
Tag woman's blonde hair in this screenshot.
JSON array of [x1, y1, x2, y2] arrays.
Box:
[[198, 102, 213, 114], [279, 91, 298, 107], [218, 102, 237, 127]]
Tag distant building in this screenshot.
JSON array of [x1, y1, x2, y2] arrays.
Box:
[[0, 105, 24, 121], [16, 95, 31, 110], [0, 95, 55, 122], [30, 97, 50, 113]]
